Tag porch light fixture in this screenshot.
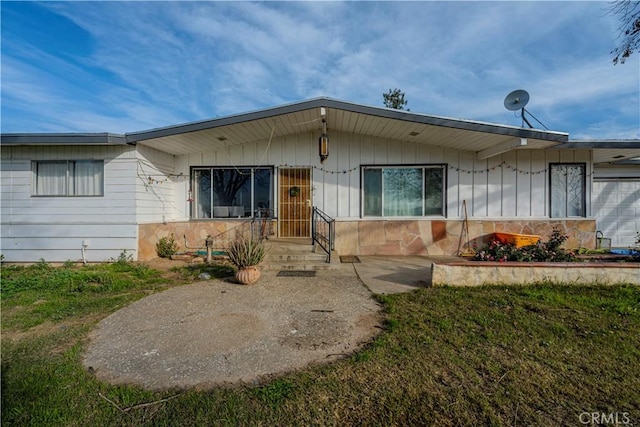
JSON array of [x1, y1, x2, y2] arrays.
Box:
[[319, 115, 329, 162], [319, 134, 329, 162]]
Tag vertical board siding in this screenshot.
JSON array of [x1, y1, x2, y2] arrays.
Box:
[[516, 150, 532, 216], [172, 134, 591, 222], [487, 156, 503, 216], [458, 151, 474, 217], [445, 149, 461, 216], [1, 145, 138, 262], [472, 156, 489, 217], [530, 150, 547, 217], [336, 133, 351, 218], [349, 135, 362, 216], [501, 151, 518, 217]]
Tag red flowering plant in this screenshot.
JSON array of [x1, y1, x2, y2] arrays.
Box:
[[474, 239, 516, 262], [473, 228, 576, 262]]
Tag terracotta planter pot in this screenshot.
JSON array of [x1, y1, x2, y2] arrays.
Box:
[[235, 266, 261, 285]]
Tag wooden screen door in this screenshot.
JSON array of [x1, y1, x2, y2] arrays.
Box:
[[278, 168, 312, 238]]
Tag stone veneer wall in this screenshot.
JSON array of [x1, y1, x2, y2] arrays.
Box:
[[138, 218, 595, 260], [432, 261, 640, 286], [334, 219, 596, 256], [138, 220, 276, 261]]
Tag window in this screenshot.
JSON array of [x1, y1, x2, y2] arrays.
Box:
[[362, 165, 445, 217], [192, 167, 273, 219], [550, 163, 585, 217], [32, 160, 104, 196]]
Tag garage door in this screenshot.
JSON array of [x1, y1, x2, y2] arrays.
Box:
[[592, 180, 640, 247]]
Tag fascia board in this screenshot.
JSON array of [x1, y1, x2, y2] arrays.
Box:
[[0, 133, 127, 145]]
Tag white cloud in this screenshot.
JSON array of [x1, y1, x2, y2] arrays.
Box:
[[1, 1, 638, 138]]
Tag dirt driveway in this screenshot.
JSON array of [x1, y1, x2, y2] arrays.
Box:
[[83, 266, 382, 390]]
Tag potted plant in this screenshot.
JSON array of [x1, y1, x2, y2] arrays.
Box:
[[226, 236, 266, 285]]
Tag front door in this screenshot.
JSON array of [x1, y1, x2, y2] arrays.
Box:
[[278, 168, 311, 238]]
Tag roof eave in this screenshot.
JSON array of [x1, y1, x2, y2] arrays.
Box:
[[126, 97, 569, 144], [0, 133, 128, 145], [557, 139, 640, 149]]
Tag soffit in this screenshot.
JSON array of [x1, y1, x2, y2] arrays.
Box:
[[557, 140, 640, 165], [136, 106, 564, 157], [593, 149, 640, 164]]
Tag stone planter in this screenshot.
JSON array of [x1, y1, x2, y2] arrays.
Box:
[[235, 266, 261, 285], [431, 260, 640, 286]]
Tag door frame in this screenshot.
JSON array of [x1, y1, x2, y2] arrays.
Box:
[[277, 167, 312, 238]]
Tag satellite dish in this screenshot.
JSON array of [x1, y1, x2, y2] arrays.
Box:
[[504, 89, 530, 111], [503, 89, 548, 129]]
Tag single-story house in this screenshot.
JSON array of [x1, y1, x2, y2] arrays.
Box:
[[1, 98, 638, 262]]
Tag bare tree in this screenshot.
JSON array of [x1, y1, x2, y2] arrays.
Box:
[[609, 0, 640, 65], [213, 169, 250, 205]]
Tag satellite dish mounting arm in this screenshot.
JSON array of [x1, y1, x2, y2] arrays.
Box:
[[520, 108, 533, 128]]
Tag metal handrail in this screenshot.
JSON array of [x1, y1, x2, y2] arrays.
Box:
[[312, 207, 335, 263]]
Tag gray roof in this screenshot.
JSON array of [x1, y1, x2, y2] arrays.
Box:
[[1, 98, 568, 149]]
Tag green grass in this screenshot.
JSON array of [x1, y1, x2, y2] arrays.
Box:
[[1, 260, 168, 331], [2, 261, 639, 426]]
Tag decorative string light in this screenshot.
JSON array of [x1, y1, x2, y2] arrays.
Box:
[[449, 161, 548, 175], [137, 160, 187, 189], [449, 162, 592, 177], [280, 163, 360, 175]]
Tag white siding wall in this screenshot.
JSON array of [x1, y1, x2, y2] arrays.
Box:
[[172, 130, 592, 221], [135, 145, 183, 223], [1, 145, 138, 262]]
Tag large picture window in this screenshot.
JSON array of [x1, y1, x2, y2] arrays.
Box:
[[192, 167, 272, 219], [362, 165, 445, 217], [31, 160, 104, 196], [550, 163, 586, 217]]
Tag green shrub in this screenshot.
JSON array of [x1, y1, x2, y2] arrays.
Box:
[[474, 227, 576, 262], [156, 234, 178, 258]]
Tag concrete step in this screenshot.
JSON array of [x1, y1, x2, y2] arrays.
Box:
[[261, 239, 340, 270], [262, 261, 337, 271], [264, 241, 314, 252], [265, 253, 328, 262]]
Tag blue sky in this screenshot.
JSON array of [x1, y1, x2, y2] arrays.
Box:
[[2, 1, 639, 139]]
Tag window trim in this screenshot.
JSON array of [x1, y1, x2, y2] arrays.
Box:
[[31, 160, 104, 197], [549, 162, 586, 218], [360, 163, 447, 218], [189, 165, 274, 220]]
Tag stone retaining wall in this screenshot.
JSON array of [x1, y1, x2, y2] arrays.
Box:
[[432, 261, 640, 286]]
